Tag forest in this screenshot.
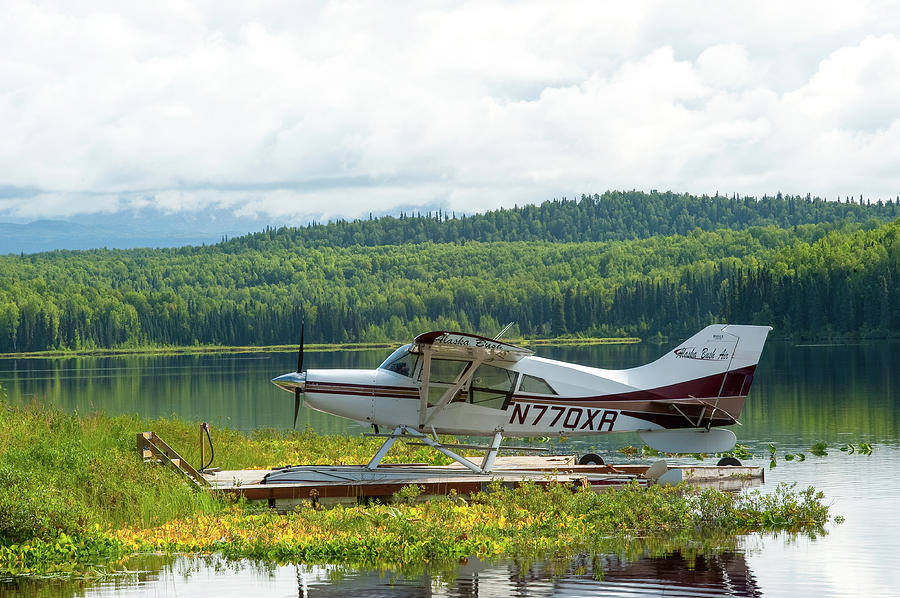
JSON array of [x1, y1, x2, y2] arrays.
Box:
[[227, 190, 898, 248], [1, 192, 898, 352]]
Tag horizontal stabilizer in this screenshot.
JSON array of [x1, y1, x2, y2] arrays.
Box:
[[638, 428, 737, 453]]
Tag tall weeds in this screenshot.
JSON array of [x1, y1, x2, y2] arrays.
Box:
[[0, 399, 457, 544]]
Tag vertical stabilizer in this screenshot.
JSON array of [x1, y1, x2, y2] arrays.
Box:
[[628, 324, 772, 398]]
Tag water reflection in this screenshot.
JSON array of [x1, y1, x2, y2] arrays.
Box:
[[0, 551, 763, 597], [0, 350, 381, 433], [422, 552, 762, 598]]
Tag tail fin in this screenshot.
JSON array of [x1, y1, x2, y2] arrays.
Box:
[[629, 324, 772, 399]]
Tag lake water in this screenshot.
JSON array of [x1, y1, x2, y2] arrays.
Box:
[[1, 341, 899, 597]]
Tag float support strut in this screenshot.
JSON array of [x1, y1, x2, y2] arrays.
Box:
[[366, 426, 403, 470], [480, 431, 503, 473]]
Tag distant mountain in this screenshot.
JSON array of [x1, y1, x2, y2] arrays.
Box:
[[0, 210, 265, 255]]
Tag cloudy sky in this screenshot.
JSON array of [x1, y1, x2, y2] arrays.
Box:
[[2, 0, 900, 224]]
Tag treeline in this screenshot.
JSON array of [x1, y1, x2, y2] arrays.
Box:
[[225, 190, 898, 249], [1, 215, 898, 352]]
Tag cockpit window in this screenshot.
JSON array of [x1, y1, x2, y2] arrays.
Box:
[[470, 363, 517, 409], [519, 374, 557, 395], [379, 344, 418, 378]]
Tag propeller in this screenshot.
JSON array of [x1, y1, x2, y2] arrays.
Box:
[[293, 321, 304, 429]]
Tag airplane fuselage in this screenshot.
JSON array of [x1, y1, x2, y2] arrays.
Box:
[[274, 324, 768, 438]]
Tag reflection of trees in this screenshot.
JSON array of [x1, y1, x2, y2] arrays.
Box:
[[3, 334, 897, 440], [0, 554, 176, 598], [0, 351, 372, 433]]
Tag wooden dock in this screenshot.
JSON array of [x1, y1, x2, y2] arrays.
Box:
[[138, 432, 763, 510], [200, 456, 763, 510]]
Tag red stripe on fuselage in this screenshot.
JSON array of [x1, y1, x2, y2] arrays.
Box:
[[305, 381, 419, 400]]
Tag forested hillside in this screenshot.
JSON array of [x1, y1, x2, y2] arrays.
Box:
[[227, 190, 898, 249], [1, 201, 898, 352]]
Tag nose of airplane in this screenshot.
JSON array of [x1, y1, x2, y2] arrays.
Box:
[[271, 371, 307, 393]]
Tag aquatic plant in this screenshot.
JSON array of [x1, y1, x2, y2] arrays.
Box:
[[623, 444, 753, 462], [392, 484, 426, 504], [840, 442, 873, 455], [0, 527, 126, 577], [617, 445, 641, 457], [718, 444, 753, 460], [641, 445, 663, 458], [810, 442, 828, 456]]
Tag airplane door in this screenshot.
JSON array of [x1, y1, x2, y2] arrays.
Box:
[[371, 369, 418, 426], [364, 371, 376, 424]]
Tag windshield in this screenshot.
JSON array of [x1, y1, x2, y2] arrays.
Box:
[[378, 343, 417, 377]]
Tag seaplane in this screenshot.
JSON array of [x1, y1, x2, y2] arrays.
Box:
[[271, 324, 771, 475]]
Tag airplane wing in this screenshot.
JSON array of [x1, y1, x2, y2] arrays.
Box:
[[412, 331, 533, 429], [413, 331, 534, 362]]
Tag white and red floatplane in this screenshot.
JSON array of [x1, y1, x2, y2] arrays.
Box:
[[272, 324, 771, 474]]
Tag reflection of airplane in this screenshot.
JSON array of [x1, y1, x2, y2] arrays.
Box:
[[272, 324, 771, 473], [499, 551, 762, 598], [294, 551, 762, 597]]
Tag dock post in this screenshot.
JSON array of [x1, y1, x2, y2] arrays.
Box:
[[200, 424, 205, 471]]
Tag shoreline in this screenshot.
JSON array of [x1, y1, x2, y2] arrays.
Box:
[[0, 336, 642, 359]]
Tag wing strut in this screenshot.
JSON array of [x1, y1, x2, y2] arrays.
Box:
[[417, 346, 432, 429]]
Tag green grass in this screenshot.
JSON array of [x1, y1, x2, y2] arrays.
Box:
[[0, 404, 221, 541], [0, 397, 834, 577]]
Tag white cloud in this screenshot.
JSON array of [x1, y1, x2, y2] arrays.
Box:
[[697, 44, 760, 90], [1, 0, 900, 223]]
